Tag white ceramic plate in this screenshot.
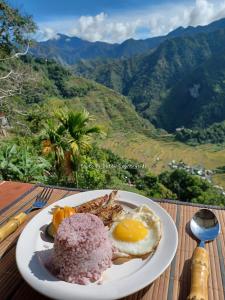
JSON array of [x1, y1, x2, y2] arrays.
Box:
[[16, 190, 178, 300]]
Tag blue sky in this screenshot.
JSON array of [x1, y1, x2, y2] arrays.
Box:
[[13, 0, 184, 21], [12, 0, 225, 43]]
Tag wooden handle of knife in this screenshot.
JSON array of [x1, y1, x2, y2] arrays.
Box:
[[0, 212, 28, 243], [187, 247, 209, 300]]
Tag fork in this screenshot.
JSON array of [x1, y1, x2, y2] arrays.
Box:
[[0, 187, 53, 243]]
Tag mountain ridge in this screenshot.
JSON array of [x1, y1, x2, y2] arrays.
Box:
[[32, 17, 225, 64], [16, 56, 155, 136], [74, 27, 225, 132]]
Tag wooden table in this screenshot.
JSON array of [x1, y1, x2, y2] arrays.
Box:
[[0, 182, 225, 300]]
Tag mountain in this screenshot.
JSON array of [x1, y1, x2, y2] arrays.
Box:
[[5, 56, 225, 192], [30, 17, 225, 135], [167, 18, 225, 38], [32, 18, 225, 64], [32, 34, 163, 64], [74, 27, 225, 132], [33, 34, 118, 64], [16, 56, 154, 135], [157, 51, 225, 130]]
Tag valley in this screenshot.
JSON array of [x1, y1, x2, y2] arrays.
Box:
[[101, 132, 225, 188], [1, 0, 225, 204]]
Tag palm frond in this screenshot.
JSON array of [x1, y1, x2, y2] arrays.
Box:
[[84, 126, 104, 135], [55, 109, 68, 128], [56, 124, 66, 136], [70, 141, 79, 155]]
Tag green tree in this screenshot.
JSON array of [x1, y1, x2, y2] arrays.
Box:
[[57, 109, 103, 185], [0, 1, 37, 127], [25, 104, 49, 134], [42, 119, 66, 180], [0, 0, 36, 56], [159, 169, 217, 202], [136, 172, 175, 199], [78, 156, 106, 189], [42, 109, 103, 186]]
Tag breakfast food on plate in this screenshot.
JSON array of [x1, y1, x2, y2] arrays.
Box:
[[49, 213, 113, 284], [45, 191, 162, 285], [46, 191, 123, 238], [75, 190, 117, 213], [109, 204, 161, 257], [75, 190, 123, 226], [49, 206, 75, 236]]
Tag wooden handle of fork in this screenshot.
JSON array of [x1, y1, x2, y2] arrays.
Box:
[[0, 212, 28, 243], [187, 247, 209, 300]]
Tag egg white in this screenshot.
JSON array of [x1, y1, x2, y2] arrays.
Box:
[[109, 205, 162, 256]]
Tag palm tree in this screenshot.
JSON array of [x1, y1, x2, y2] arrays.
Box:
[[42, 109, 103, 186], [57, 109, 103, 186]]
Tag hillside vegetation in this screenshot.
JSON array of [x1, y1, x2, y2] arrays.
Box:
[[1, 0, 225, 205], [3, 56, 225, 197], [3, 57, 225, 191], [101, 132, 225, 188], [176, 122, 225, 145], [75, 28, 225, 134], [9, 56, 153, 136]]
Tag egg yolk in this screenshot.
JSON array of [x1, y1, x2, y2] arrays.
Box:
[[113, 219, 148, 242]]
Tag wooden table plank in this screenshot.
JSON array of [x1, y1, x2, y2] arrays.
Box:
[[0, 188, 75, 259], [0, 181, 33, 209], [0, 183, 225, 300]]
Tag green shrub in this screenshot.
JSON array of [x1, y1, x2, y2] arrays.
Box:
[[0, 144, 50, 183]]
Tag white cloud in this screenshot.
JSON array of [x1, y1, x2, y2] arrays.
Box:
[[37, 0, 225, 43], [36, 27, 60, 41], [189, 0, 215, 26], [146, 0, 225, 37], [69, 12, 140, 43]]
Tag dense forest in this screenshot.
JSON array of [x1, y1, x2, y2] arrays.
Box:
[[1, 1, 225, 206], [74, 27, 225, 134], [175, 122, 225, 145]]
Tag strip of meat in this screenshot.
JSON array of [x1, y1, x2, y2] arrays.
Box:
[[74, 191, 122, 227], [75, 191, 118, 213], [75, 194, 109, 213]]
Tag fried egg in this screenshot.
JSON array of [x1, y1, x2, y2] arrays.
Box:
[[109, 204, 162, 256]]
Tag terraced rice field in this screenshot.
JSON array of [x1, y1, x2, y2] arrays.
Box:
[[212, 174, 225, 189], [101, 132, 225, 187]]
